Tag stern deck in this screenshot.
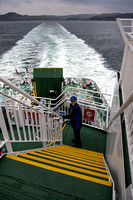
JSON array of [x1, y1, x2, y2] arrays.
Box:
[[0, 125, 112, 200]]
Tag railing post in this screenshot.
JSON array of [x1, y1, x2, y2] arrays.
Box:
[[39, 112, 47, 148], [0, 107, 13, 153], [60, 118, 63, 145], [106, 106, 109, 128]]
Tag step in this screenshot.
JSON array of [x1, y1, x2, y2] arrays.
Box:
[[6, 153, 111, 186], [17, 152, 109, 180], [46, 146, 104, 163], [6, 145, 111, 185], [28, 150, 107, 174], [41, 147, 106, 169], [35, 149, 106, 169], [5, 145, 113, 199]]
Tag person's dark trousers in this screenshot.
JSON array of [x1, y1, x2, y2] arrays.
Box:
[[73, 128, 82, 148]]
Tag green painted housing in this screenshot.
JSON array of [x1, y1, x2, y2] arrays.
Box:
[[33, 67, 63, 97]]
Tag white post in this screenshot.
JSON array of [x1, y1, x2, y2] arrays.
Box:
[[40, 112, 47, 148], [60, 118, 63, 145], [0, 107, 13, 153]]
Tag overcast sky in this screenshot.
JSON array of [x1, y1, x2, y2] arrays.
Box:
[[0, 0, 133, 16]]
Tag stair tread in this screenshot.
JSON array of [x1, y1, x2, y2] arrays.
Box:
[[18, 152, 109, 180], [36, 149, 106, 169], [46, 147, 104, 163], [1, 156, 112, 200], [28, 151, 108, 174], [59, 145, 103, 157], [42, 148, 106, 167], [6, 154, 112, 187]]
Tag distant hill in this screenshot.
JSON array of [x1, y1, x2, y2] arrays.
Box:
[[89, 13, 133, 21], [0, 12, 133, 21]]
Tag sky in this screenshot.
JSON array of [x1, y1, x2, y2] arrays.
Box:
[[0, 0, 133, 16]]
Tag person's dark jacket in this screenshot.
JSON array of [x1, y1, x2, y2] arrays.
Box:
[[64, 103, 82, 130]]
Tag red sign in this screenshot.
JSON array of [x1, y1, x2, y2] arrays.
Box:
[[84, 108, 95, 122], [24, 111, 39, 120]]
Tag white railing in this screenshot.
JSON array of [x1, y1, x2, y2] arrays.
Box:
[[59, 99, 109, 130], [117, 18, 133, 190], [52, 96, 109, 130], [107, 18, 133, 199], [107, 92, 133, 129], [34, 86, 111, 130], [35, 86, 111, 108], [107, 90, 133, 199], [0, 76, 62, 157], [0, 75, 111, 158], [117, 18, 133, 46]]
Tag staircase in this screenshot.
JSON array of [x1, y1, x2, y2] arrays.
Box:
[[2, 145, 113, 200]]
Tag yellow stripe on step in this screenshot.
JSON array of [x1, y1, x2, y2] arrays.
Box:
[[49, 147, 104, 163], [18, 153, 109, 179], [6, 154, 112, 187], [29, 151, 107, 174], [57, 145, 103, 159], [44, 148, 105, 166], [40, 149, 106, 169], [61, 145, 103, 156], [36, 150, 106, 169]]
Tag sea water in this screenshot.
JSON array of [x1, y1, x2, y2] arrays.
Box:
[[0, 21, 124, 96]]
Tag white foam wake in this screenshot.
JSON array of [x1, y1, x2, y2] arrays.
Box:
[[0, 22, 116, 96]]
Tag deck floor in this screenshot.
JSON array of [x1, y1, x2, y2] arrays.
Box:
[[63, 124, 107, 154], [0, 125, 110, 200]]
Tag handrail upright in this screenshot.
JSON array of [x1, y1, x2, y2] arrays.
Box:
[[0, 76, 63, 155]]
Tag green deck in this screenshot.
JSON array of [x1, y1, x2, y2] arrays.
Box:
[[0, 156, 111, 200], [63, 124, 106, 154], [0, 124, 112, 200]]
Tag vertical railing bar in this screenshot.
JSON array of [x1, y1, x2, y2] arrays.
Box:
[[45, 115, 47, 142], [52, 116, 56, 142], [57, 119, 59, 140], [57, 119, 59, 141], [2, 95, 15, 140], [102, 109, 104, 129], [11, 99, 22, 141], [51, 118, 53, 142], [0, 107, 13, 153], [25, 107, 32, 141], [39, 112, 46, 147], [60, 118, 62, 145], [55, 117, 57, 141], [30, 109, 35, 141], [49, 118, 52, 141], [39, 112, 43, 141], [19, 104, 27, 141], [35, 110, 39, 140]]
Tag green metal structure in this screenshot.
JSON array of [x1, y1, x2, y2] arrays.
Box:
[[33, 67, 63, 98]]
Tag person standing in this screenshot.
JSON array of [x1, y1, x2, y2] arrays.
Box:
[[63, 96, 82, 148]]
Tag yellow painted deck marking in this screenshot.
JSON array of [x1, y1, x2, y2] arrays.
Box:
[[37, 149, 106, 169], [62, 123, 66, 130], [34, 67, 63, 69], [6, 154, 112, 187], [29, 151, 107, 174], [18, 153, 109, 179], [44, 148, 105, 166]]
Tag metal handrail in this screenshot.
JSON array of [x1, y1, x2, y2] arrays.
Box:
[[107, 91, 133, 130], [35, 86, 111, 108], [0, 76, 60, 118]]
